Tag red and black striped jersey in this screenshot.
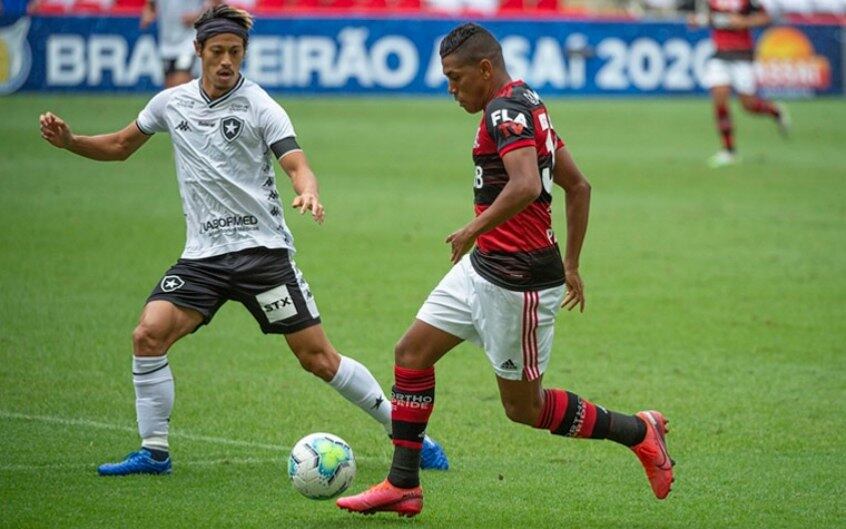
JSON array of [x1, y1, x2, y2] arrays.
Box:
[[709, 0, 765, 59], [469, 80, 565, 291]]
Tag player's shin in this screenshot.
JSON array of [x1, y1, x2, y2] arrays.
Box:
[[133, 355, 174, 457], [534, 389, 645, 446], [328, 355, 392, 434], [715, 103, 735, 152], [744, 97, 780, 117], [388, 366, 435, 488]]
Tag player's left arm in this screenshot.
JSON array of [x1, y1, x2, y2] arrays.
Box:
[[446, 147, 541, 264], [552, 145, 591, 312], [726, 1, 771, 29], [278, 150, 325, 224], [262, 98, 324, 224], [140, 0, 156, 29]]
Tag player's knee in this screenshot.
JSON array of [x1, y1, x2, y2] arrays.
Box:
[[501, 399, 540, 426], [740, 98, 756, 112], [393, 335, 418, 366], [132, 324, 167, 357], [296, 348, 336, 381]]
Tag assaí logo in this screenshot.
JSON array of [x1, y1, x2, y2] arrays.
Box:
[[0, 17, 32, 95], [755, 27, 831, 95]]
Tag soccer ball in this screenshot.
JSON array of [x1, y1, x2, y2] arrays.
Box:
[[287, 432, 356, 500]]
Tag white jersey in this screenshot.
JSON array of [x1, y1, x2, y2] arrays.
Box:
[[137, 76, 299, 260], [156, 0, 204, 59]]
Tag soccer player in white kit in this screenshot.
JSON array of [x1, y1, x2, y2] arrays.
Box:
[[38, 4, 448, 476], [140, 0, 221, 88]]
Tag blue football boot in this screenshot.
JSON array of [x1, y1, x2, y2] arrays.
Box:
[[420, 435, 449, 470], [97, 448, 172, 476]]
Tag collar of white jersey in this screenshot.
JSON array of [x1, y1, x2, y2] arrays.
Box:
[[198, 75, 246, 108]]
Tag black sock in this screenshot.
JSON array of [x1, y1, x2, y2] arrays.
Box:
[[146, 448, 169, 462], [387, 447, 420, 488], [607, 412, 647, 447]]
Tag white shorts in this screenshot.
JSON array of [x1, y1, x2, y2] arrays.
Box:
[[704, 58, 757, 95], [416, 255, 566, 381]]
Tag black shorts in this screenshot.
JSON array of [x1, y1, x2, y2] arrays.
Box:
[[163, 54, 195, 76], [147, 247, 321, 334]]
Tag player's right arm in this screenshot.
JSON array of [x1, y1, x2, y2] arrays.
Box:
[[552, 145, 591, 312], [39, 112, 151, 161], [711, 0, 770, 30]]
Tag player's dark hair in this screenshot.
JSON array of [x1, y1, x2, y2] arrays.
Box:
[[439, 23, 504, 69], [194, 4, 254, 48]]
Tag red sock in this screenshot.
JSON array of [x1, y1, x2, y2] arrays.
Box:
[[534, 389, 647, 446], [715, 103, 735, 152], [534, 389, 610, 439], [388, 366, 435, 488], [391, 366, 435, 450], [745, 97, 780, 117]]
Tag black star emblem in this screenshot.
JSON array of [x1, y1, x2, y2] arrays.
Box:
[[372, 396, 384, 410]]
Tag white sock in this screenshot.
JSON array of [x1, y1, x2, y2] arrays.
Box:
[[133, 355, 174, 452], [328, 356, 392, 434]]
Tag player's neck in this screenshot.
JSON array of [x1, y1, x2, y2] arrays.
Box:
[[201, 74, 241, 101], [485, 73, 513, 106]]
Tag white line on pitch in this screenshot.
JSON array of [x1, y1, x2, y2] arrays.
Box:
[[0, 410, 384, 462], [0, 457, 282, 473], [0, 410, 283, 452]]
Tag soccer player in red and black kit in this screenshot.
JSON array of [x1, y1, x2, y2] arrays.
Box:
[[690, 0, 790, 167], [336, 23, 675, 517]]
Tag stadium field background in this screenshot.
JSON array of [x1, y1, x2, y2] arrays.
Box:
[[1, 95, 843, 528]]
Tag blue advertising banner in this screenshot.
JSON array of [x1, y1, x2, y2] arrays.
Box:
[[0, 14, 842, 96]]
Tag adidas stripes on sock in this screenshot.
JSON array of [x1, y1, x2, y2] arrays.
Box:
[[133, 355, 174, 452]]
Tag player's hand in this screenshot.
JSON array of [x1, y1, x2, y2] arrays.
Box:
[[727, 14, 747, 29], [27, 0, 44, 14], [140, 4, 156, 29], [562, 268, 586, 312], [181, 12, 198, 26], [686, 13, 708, 27], [445, 226, 477, 265], [39, 112, 72, 149], [710, 13, 737, 29], [292, 193, 325, 224]]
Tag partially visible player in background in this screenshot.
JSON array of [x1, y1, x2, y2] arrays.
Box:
[[39, 4, 448, 477], [689, 0, 790, 168], [141, 0, 223, 88]]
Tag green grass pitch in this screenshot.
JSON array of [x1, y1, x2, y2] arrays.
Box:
[[1, 94, 844, 528]]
